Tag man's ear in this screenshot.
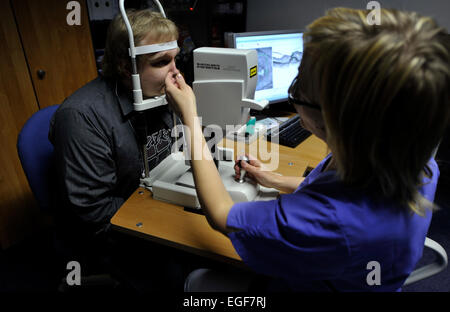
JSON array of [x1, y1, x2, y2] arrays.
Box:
[[119, 59, 133, 78], [123, 65, 132, 79], [118, 60, 133, 91]]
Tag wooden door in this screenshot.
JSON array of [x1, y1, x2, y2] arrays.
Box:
[[0, 0, 40, 249], [0, 0, 98, 249], [11, 0, 98, 108]]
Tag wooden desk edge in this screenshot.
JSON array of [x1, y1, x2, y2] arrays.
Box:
[[110, 219, 247, 269]]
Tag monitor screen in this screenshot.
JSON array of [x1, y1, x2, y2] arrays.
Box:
[[232, 30, 304, 104]]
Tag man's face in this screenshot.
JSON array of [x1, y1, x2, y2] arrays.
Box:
[[138, 33, 180, 98]]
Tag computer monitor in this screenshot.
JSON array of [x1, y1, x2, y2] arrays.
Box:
[[231, 29, 304, 105]]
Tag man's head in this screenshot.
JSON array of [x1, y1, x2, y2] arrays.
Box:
[[102, 9, 179, 97], [292, 8, 450, 212]]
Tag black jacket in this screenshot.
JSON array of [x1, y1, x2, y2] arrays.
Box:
[[49, 77, 174, 237]]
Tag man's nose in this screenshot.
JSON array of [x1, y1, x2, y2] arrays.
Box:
[[169, 59, 179, 74]]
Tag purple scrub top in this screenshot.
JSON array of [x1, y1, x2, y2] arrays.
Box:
[[227, 154, 438, 291]]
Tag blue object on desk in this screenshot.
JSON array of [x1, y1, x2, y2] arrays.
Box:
[[245, 116, 256, 135]]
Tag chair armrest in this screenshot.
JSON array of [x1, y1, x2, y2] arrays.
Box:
[[404, 237, 448, 286]]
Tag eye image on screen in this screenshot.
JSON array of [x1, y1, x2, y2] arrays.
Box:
[[235, 31, 304, 104], [255, 47, 273, 91]]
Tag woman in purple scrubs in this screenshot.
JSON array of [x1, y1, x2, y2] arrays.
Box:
[[165, 8, 450, 291]]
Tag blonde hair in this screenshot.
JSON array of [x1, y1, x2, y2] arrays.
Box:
[[299, 8, 450, 214], [102, 9, 178, 80]]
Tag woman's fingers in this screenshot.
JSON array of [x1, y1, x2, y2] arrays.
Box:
[[165, 72, 179, 92], [174, 72, 186, 89]]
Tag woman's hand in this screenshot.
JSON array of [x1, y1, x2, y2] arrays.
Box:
[[165, 72, 198, 123], [234, 154, 281, 189], [235, 154, 305, 193]]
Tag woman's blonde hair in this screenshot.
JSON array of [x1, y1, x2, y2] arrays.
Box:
[[102, 9, 178, 80], [299, 8, 450, 214]]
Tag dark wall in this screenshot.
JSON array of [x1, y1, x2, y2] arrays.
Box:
[[246, 0, 450, 31]]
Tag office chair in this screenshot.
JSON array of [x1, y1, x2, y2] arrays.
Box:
[[17, 105, 119, 291], [17, 105, 59, 213], [185, 239, 447, 291], [401, 143, 449, 286], [404, 237, 448, 286]]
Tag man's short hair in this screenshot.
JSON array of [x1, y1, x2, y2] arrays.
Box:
[[102, 9, 178, 81]]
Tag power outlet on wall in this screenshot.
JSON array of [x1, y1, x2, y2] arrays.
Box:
[[87, 0, 119, 21]]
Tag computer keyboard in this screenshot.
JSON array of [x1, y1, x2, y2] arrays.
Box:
[[265, 115, 311, 148]]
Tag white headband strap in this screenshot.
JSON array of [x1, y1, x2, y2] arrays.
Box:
[[129, 40, 178, 56]]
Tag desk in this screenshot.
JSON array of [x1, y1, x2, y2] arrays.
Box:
[[111, 130, 328, 266]]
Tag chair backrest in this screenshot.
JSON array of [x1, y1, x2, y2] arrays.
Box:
[[17, 105, 59, 212], [404, 237, 448, 286]]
